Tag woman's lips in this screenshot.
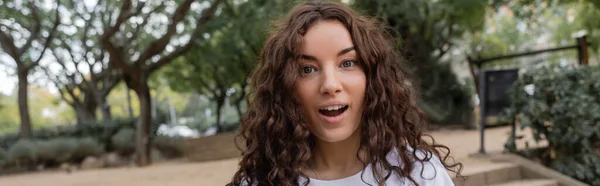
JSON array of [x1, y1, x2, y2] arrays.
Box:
[[318, 106, 348, 124]]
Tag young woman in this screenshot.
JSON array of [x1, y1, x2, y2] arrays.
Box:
[[228, 1, 462, 186]]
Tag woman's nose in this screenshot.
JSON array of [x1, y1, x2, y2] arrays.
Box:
[[319, 67, 342, 95]]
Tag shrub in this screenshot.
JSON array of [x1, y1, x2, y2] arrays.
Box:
[[34, 140, 59, 163], [501, 65, 600, 186], [0, 147, 7, 167], [0, 133, 19, 150], [0, 116, 168, 168], [51, 138, 79, 162], [8, 139, 37, 166], [2, 137, 103, 168], [34, 138, 81, 165], [71, 138, 105, 161], [111, 128, 136, 155], [418, 63, 475, 126], [0, 117, 165, 152]]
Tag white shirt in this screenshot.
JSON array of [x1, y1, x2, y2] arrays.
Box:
[[240, 148, 454, 186], [297, 148, 454, 186]]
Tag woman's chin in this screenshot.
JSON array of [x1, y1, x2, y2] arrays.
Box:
[[314, 129, 357, 143]]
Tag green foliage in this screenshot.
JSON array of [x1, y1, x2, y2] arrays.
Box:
[[43, 138, 79, 162], [71, 138, 105, 160], [0, 117, 164, 152], [418, 63, 475, 125], [0, 147, 7, 167], [111, 128, 136, 155], [4, 137, 103, 167], [353, 0, 482, 125], [488, 0, 600, 66], [0, 87, 75, 135], [0, 116, 174, 169], [7, 139, 37, 164], [161, 0, 293, 132], [501, 65, 600, 185], [30, 138, 81, 164], [35, 139, 63, 163]]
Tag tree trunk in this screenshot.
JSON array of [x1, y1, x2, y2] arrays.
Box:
[[215, 92, 225, 133], [17, 68, 32, 138], [74, 103, 97, 124], [134, 80, 152, 166], [99, 96, 112, 122], [234, 101, 243, 120], [233, 82, 247, 119], [126, 86, 133, 119], [83, 93, 99, 123]]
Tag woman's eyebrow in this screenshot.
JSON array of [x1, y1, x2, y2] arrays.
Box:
[[300, 46, 355, 61], [337, 46, 355, 56], [300, 54, 317, 61]]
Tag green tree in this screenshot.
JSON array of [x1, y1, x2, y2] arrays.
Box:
[[467, 6, 535, 69], [0, 0, 61, 138], [100, 0, 223, 166], [43, 0, 122, 124], [353, 0, 488, 124], [491, 0, 600, 64], [162, 0, 291, 133]]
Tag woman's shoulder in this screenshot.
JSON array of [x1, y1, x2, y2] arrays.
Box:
[[385, 146, 454, 185]]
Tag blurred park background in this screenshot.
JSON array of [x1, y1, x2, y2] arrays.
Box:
[[0, 0, 599, 185]]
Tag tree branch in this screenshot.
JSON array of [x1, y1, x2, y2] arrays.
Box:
[[100, 1, 110, 30], [100, 73, 122, 97], [0, 30, 21, 62], [136, 0, 196, 66], [0, 22, 19, 33], [50, 44, 88, 94], [41, 65, 75, 106], [125, 1, 146, 20], [126, 2, 166, 49], [29, 0, 62, 70], [82, 24, 95, 67], [64, 82, 82, 105], [50, 47, 69, 70], [70, 0, 98, 68], [58, 86, 76, 106], [20, 1, 43, 55], [189, 59, 214, 95], [102, 0, 132, 40], [63, 43, 90, 87], [102, 0, 136, 76], [148, 0, 223, 73], [435, 18, 454, 61]]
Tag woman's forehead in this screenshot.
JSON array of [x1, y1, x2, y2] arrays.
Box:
[[300, 20, 354, 58]]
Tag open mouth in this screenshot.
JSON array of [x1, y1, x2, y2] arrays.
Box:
[[318, 105, 349, 117]]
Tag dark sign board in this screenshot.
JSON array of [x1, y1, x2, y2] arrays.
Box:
[[483, 69, 519, 116]]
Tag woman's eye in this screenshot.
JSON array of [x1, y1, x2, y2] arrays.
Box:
[[341, 60, 355, 68], [302, 66, 315, 74]]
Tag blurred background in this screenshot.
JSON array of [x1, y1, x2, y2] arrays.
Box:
[[0, 0, 599, 185]]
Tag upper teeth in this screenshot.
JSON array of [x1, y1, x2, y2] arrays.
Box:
[[321, 105, 346, 111]]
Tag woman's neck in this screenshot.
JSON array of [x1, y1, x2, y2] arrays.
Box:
[[310, 128, 366, 180]]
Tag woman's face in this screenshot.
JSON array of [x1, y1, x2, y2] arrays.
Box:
[[295, 20, 367, 143]]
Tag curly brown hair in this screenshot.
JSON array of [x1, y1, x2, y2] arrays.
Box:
[[227, 1, 462, 186]]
